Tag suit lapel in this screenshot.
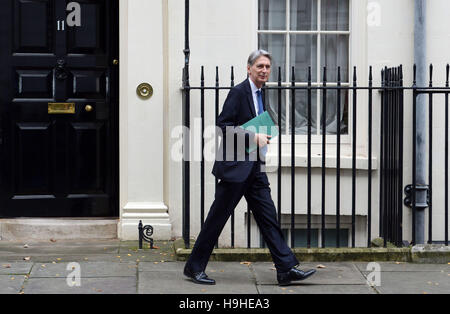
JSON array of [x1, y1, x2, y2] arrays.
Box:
[[244, 79, 257, 118]]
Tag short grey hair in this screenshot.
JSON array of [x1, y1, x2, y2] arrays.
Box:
[[247, 49, 272, 66]]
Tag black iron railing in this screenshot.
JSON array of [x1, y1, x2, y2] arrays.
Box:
[[181, 64, 450, 249], [379, 66, 404, 247]]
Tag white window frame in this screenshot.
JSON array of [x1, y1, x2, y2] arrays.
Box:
[[255, 0, 363, 146]]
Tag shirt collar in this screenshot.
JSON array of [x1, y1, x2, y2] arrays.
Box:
[[249, 78, 261, 95]]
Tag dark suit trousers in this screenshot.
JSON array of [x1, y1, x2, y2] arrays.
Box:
[[186, 162, 299, 274]]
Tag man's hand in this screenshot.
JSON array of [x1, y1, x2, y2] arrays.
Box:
[[253, 133, 272, 148]]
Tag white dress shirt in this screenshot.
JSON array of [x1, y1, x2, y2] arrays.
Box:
[[248, 78, 262, 116]]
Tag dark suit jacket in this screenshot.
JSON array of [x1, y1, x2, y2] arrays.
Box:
[[212, 79, 266, 183]]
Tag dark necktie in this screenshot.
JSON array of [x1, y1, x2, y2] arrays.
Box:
[[255, 90, 267, 156], [256, 90, 264, 115]]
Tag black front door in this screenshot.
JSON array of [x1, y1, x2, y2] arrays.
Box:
[[0, 0, 119, 217]]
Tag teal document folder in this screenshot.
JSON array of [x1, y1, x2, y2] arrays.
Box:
[[241, 111, 279, 153]]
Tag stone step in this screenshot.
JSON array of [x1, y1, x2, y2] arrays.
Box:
[[0, 219, 118, 241]]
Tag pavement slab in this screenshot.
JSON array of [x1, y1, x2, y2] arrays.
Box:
[[354, 262, 450, 272], [23, 277, 137, 294], [0, 241, 448, 294], [251, 262, 368, 285], [358, 268, 450, 294], [0, 262, 33, 275], [0, 275, 26, 294], [29, 261, 138, 278], [138, 262, 258, 294], [257, 284, 376, 294]]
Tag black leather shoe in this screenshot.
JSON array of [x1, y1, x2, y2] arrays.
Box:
[[184, 265, 216, 285], [277, 266, 316, 286]]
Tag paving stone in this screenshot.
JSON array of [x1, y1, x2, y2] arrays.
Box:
[[23, 277, 136, 294], [0, 262, 32, 275], [257, 284, 376, 294], [138, 262, 258, 294], [139, 261, 185, 272], [30, 261, 137, 278], [354, 262, 450, 272], [0, 241, 120, 255], [359, 271, 450, 294], [251, 262, 367, 285], [0, 275, 26, 294]]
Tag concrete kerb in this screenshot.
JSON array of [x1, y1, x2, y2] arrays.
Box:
[[173, 238, 450, 263], [411, 244, 450, 263]]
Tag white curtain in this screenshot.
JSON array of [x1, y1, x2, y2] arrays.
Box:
[[259, 0, 349, 135]]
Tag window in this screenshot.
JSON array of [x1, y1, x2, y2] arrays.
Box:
[[258, 0, 350, 136], [260, 228, 349, 248]]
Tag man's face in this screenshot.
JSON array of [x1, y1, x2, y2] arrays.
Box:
[[247, 56, 271, 88]]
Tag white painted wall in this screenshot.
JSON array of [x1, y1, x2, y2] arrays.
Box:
[[118, 0, 171, 240], [119, 0, 450, 245]]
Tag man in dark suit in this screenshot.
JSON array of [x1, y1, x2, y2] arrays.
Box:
[[184, 50, 316, 286]]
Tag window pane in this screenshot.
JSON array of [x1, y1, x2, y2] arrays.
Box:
[[321, 0, 349, 31], [258, 0, 286, 30], [320, 90, 348, 135], [259, 34, 286, 82], [290, 34, 317, 81], [280, 229, 319, 247], [321, 34, 349, 82], [324, 229, 349, 247], [289, 90, 318, 135], [290, 0, 317, 30]]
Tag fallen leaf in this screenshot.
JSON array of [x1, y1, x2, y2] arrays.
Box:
[[240, 261, 252, 266], [201, 289, 206, 292], [23, 257, 31, 261], [56, 258, 61, 261], [3, 264, 11, 268], [316, 264, 327, 269], [23, 244, 28, 248], [10, 277, 15, 280], [41, 265, 46, 268], [281, 287, 287, 290], [270, 267, 276, 271], [50, 239, 56, 243]]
